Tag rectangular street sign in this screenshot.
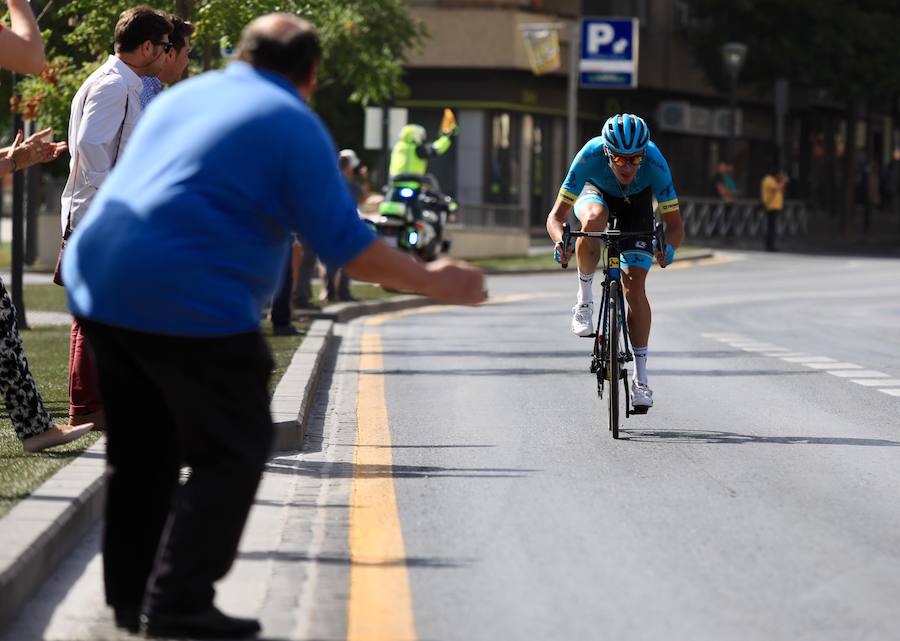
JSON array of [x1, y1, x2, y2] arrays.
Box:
[[580, 17, 639, 89]]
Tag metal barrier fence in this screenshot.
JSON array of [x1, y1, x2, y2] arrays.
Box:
[[678, 197, 808, 239], [455, 202, 527, 229]]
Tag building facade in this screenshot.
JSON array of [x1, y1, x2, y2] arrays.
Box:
[[398, 0, 894, 232]]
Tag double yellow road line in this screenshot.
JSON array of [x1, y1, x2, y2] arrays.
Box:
[[348, 330, 416, 641]]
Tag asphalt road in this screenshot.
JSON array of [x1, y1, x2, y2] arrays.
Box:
[[5, 249, 900, 641], [369, 251, 900, 641]]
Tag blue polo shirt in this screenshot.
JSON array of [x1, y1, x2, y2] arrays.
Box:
[[62, 63, 375, 336]]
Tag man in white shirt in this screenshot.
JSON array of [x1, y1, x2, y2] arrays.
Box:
[[62, 6, 173, 431]]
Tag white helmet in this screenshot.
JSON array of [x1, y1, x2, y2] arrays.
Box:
[[339, 148, 360, 169]]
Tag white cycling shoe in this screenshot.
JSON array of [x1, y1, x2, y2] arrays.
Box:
[[631, 380, 654, 411], [571, 302, 594, 337]]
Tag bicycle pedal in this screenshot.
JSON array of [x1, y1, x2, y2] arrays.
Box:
[[631, 406, 650, 415], [580, 333, 598, 338]]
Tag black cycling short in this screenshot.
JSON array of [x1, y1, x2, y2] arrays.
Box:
[[574, 182, 656, 267]]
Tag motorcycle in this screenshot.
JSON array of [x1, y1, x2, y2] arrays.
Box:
[[363, 173, 456, 262]]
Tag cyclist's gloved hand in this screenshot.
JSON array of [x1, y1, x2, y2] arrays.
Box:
[[656, 242, 675, 267], [553, 241, 564, 263]]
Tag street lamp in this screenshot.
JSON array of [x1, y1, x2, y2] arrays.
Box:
[[721, 42, 748, 163]]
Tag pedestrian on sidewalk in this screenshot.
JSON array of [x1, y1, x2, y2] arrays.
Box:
[[139, 14, 194, 108], [293, 242, 320, 309], [760, 167, 788, 252], [323, 148, 367, 302], [270, 235, 303, 335], [0, 0, 92, 452], [60, 6, 173, 432], [712, 160, 737, 204], [62, 13, 484, 640]]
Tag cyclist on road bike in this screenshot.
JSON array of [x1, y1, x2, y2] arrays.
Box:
[[546, 113, 685, 410]]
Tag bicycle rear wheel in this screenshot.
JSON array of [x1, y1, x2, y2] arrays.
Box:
[[607, 281, 620, 439]]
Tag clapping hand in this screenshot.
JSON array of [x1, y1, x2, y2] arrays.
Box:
[[9, 127, 68, 170]]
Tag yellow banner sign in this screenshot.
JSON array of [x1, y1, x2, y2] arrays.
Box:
[[522, 26, 561, 76]]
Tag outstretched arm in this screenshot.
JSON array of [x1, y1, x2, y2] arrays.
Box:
[[344, 238, 485, 305], [415, 130, 456, 159], [0, 0, 45, 75]]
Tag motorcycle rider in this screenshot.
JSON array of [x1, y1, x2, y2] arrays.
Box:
[[389, 115, 458, 179], [385, 113, 459, 258]]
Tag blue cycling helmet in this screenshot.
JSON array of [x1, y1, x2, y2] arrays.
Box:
[[602, 113, 650, 155]]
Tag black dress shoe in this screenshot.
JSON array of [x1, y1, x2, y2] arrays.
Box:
[[113, 606, 141, 633], [272, 324, 300, 336], [142, 606, 261, 639]]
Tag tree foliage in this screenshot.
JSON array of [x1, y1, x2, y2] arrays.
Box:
[[681, 0, 900, 99], [14, 0, 425, 131]]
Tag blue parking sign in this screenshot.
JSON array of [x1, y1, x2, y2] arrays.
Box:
[[580, 17, 639, 89]]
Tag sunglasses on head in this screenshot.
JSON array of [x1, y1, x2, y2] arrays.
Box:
[[606, 150, 644, 167]]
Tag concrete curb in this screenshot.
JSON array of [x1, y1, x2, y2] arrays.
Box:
[[270, 319, 333, 452], [0, 293, 436, 631], [479, 249, 716, 275], [0, 438, 107, 631]]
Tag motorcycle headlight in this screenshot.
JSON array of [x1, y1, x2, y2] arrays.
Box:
[[407, 230, 419, 247], [399, 187, 415, 199]]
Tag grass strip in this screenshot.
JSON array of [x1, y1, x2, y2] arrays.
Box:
[[0, 321, 306, 518]]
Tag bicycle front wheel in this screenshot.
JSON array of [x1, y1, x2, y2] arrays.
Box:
[[607, 281, 620, 439]]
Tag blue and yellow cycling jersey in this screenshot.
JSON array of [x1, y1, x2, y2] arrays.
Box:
[[557, 138, 680, 216]]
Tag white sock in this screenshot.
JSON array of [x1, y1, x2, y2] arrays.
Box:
[[577, 270, 593, 304], [633, 346, 648, 384]]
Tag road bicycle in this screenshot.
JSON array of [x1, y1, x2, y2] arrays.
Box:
[[560, 221, 666, 438]]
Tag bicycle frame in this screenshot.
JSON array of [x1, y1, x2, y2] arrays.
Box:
[[560, 222, 661, 435]]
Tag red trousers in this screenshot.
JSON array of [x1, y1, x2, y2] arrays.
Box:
[[69, 317, 103, 417]]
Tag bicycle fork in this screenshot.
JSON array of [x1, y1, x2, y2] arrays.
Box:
[[591, 276, 635, 416]]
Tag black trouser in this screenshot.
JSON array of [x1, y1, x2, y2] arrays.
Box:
[[0, 278, 53, 439], [293, 245, 318, 307], [271, 252, 293, 326], [79, 320, 274, 616], [323, 264, 351, 301], [765, 208, 779, 251]]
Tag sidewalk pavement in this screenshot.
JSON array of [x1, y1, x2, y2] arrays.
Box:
[[0, 270, 56, 285], [0, 294, 434, 633]]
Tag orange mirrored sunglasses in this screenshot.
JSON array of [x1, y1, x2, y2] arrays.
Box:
[[607, 151, 644, 167]]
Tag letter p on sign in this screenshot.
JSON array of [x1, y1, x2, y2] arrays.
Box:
[[587, 23, 614, 54]]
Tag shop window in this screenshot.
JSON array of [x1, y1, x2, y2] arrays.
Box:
[[486, 112, 520, 204]]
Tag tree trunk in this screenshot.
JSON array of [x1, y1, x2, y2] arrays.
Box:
[[174, 0, 191, 19], [842, 97, 862, 232], [863, 99, 873, 234], [824, 111, 837, 218]]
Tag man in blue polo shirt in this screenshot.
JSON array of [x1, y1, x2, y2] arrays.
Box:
[[63, 13, 484, 639]]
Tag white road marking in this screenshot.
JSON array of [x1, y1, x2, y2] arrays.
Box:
[[804, 362, 862, 370], [703, 333, 898, 401], [850, 379, 900, 387], [828, 370, 889, 378]]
